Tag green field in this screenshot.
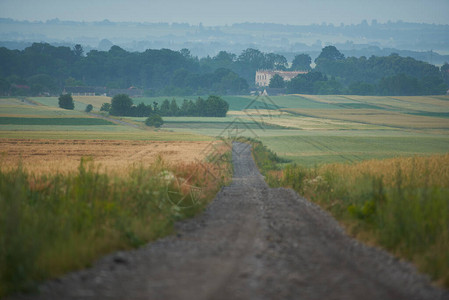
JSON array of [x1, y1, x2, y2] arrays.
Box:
[[0, 98, 211, 140], [2, 95, 449, 165], [158, 94, 449, 166], [0, 117, 114, 126]]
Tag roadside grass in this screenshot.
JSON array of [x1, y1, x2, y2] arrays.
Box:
[[0, 147, 232, 297], [248, 138, 449, 288]]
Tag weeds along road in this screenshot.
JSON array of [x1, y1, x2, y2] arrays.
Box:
[[13, 142, 448, 300]]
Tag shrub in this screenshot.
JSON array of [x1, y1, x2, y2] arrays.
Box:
[[145, 114, 164, 128], [85, 104, 93, 113], [58, 94, 74, 110], [100, 103, 111, 112]]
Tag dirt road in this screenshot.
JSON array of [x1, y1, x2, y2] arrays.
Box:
[[13, 142, 448, 299]]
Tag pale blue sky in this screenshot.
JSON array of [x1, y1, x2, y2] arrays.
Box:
[[1, 0, 448, 25]]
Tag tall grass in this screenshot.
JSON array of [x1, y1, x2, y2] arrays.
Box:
[[0, 153, 231, 297], [250, 138, 449, 287]]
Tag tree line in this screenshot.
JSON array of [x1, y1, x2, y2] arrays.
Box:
[[105, 94, 229, 118], [270, 46, 449, 95], [0, 43, 311, 97], [0, 42, 447, 97]]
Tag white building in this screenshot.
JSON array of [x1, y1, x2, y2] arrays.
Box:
[[255, 70, 308, 87]]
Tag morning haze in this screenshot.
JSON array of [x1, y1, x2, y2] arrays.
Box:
[[1, 0, 449, 299], [1, 0, 449, 25]]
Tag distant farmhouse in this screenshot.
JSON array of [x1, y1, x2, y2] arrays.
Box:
[[255, 70, 308, 87], [63, 86, 143, 97], [63, 86, 107, 96]]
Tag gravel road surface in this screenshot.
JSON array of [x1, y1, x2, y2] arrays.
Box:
[[12, 142, 448, 300]]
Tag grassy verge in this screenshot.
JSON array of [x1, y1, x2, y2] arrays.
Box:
[[0, 150, 232, 297], [248, 138, 449, 288]]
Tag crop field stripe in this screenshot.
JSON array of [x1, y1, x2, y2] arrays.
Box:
[[0, 117, 116, 126]]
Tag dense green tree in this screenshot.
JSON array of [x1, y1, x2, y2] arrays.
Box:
[[348, 82, 376, 95], [73, 44, 84, 58], [159, 99, 170, 116], [291, 54, 312, 71], [313, 79, 343, 94], [269, 74, 285, 88], [442, 63, 449, 86], [85, 104, 93, 112], [204, 95, 229, 117], [28, 74, 58, 95], [135, 102, 152, 117], [100, 102, 111, 112], [65, 77, 84, 86], [315, 46, 345, 63], [287, 72, 328, 94], [378, 74, 420, 96], [145, 114, 164, 128], [265, 53, 288, 70], [110, 94, 133, 116], [169, 99, 179, 116], [180, 99, 196, 116], [58, 94, 74, 110], [152, 101, 159, 114], [0, 78, 10, 95]]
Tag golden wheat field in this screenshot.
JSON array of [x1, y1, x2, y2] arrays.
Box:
[[0, 139, 220, 174], [320, 153, 449, 188]]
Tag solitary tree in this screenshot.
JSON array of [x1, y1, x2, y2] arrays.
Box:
[[145, 114, 164, 128], [85, 104, 93, 112], [269, 74, 285, 88], [58, 93, 74, 110], [110, 94, 133, 116], [315, 46, 345, 63]]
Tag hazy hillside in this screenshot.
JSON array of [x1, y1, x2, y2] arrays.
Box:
[[1, 18, 449, 65]]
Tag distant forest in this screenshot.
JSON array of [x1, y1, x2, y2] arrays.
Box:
[[0, 43, 448, 96], [2, 18, 449, 62]]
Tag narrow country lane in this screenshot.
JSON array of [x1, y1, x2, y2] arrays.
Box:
[[12, 142, 448, 300]]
